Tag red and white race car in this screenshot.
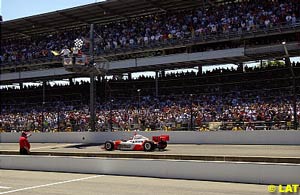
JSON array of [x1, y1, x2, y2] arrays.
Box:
[[104, 134, 170, 151]]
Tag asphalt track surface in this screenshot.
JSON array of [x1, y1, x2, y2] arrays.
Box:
[[1, 144, 298, 194], [1, 143, 300, 158], [2, 143, 300, 164], [0, 170, 270, 195]]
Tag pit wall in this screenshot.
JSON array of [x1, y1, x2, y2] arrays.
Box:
[[0, 155, 299, 184], [1, 130, 300, 145]]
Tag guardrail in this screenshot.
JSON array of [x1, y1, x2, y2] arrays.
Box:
[[1, 120, 298, 133], [1, 130, 300, 144]]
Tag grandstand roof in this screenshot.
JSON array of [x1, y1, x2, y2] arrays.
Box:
[[2, 0, 223, 39]]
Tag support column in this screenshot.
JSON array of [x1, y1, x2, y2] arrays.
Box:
[[42, 81, 46, 132], [128, 72, 132, 80], [161, 70, 165, 78], [89, 23, 96, 132], [198, 65, 203, 76], [56, 95, 60, 132], [285, 58, 289, 67], [155, 71, 159, 97], [69, 78, 74, 86], [90, 74, 96, 132], [284, 50, 297, 130], [110, 99, 114, 132], [238, 63, 244, 72], [190, 94, 193, 131]]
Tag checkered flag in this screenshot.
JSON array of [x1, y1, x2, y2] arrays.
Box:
[[74, 38, 84, 50]]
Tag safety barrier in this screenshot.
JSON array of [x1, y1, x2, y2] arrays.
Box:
[[0, 155, 299, 184], [1, 130, 300, 145]]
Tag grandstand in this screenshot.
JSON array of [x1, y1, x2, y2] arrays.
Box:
[[1, 0, 300, 132]]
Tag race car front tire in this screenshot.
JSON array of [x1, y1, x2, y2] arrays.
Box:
[[104, 141, 114, 151], [143, 141, 154, 151]]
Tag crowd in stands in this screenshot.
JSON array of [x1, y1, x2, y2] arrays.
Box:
[[1, 90, 299, 132], [1, 0, 300, 65], [1, 62, 300, 132]]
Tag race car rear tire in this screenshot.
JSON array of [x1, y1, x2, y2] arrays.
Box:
[[104, 141, 114, 151], [143, 141, 154, 151], [157, 141, 167, 150]]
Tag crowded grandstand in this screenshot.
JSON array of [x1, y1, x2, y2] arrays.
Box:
[[1, 0, 300, 132]]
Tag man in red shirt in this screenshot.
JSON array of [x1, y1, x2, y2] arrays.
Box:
[[19, 131, 31, 155]]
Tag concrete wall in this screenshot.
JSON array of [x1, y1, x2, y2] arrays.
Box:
[[0, 68, 73, 81], [0, 48, 244, 82], [136, 48, 244, 67], [1, 131, 300, 145], [0, 155, 299, 184]]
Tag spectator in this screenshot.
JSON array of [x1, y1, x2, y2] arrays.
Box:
[[232, 124, 243, 131], [245, 124, 255, 131], [0, 61, 299, 131], [1, 0, 299, 65], [60, 46, 71, 57]]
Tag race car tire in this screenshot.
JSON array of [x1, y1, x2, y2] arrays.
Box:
[[104, 141, 114, 151], [157, 141, 167, 150], [143, 141, 154, 151]]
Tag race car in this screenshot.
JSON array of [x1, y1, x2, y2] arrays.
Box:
[[104, 134, 170, 151]]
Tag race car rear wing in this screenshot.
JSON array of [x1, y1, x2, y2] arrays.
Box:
[[152, 134, 170, 142]]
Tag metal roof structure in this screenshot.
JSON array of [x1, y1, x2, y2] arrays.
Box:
[[2, 0, 224, 39]]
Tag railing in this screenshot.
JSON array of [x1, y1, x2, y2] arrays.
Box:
[[0, 120, 298, 133], [109, 121, 298, 132]]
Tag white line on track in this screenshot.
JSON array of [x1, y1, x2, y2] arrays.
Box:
[[0, 175, 104, 194]]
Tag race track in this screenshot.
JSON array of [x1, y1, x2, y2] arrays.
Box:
[[0, 170, 270, 195]]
